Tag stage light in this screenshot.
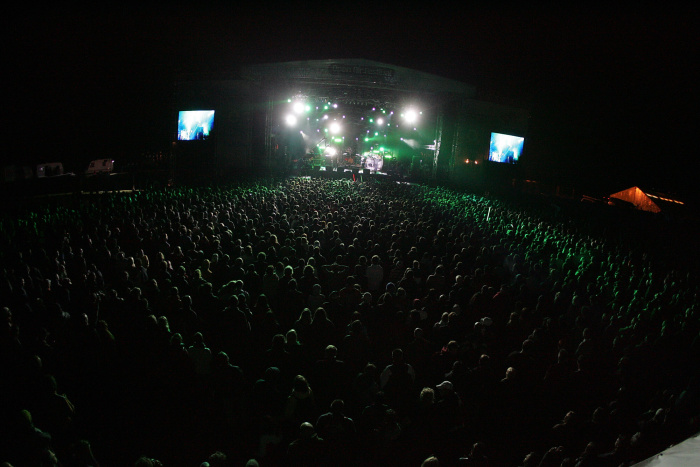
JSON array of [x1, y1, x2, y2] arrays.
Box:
[[404, 109, 418, 124], [329, 122, 341, 134], [325, 147, 337, 156], [377, 118, 384, 126], [292, 102, 304, 114], [285, 114, 297, 126]]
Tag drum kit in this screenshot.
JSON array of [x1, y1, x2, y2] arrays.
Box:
[[342, 153, 361, 167]]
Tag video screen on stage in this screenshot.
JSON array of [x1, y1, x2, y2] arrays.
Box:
[[178, 110, 215, 141], [488, 132, 524, 163]]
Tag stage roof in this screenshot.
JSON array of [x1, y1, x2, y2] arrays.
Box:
[[239, 58, 477, 107]]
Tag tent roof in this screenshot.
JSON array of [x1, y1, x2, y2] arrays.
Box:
[[633, 432, 700, 466], [610, 186, 661, 213]]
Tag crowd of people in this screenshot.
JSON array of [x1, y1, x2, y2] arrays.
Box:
[[1, 175, 699, 466]]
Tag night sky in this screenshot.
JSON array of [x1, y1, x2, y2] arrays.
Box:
[[3, 4, 697, 198]]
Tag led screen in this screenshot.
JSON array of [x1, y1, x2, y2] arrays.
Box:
[[178, 110, 215, 141], [489, 132, 524, 163]]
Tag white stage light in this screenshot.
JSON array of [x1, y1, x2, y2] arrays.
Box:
[[292, 102, 304, 114], [329, 122, 341, 134], [285, 114, 297, 126], [404, 109, 418, 124]]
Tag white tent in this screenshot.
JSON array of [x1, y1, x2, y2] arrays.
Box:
[[633, 432, 700, 466]]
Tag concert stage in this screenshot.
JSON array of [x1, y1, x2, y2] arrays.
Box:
[[172, 59, 528, 185]]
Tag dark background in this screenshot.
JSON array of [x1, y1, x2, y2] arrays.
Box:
[[3, 4, 697, 198]]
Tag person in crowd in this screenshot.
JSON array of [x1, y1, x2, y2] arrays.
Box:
[[365, 255, 385, 297], [380, 348, 416, 416], [286, 422, 326, 467], [315, 399, 357, 466], [283, 375, 319, 433]]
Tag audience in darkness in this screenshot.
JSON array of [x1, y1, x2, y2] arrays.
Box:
[[1, 175, 699, 466]]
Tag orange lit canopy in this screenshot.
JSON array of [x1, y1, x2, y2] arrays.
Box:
[[609, 187, 685, 213]]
